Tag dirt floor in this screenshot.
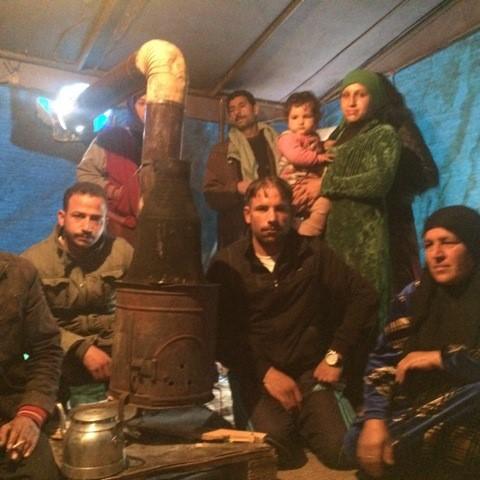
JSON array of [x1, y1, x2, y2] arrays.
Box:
[[277, 451, 357, 480]]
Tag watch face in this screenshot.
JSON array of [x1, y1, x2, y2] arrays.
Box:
[[326, 350, 339, 366]]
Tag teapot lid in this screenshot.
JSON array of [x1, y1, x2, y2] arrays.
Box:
[[71, 402, 137, 423], [72, 404, 119, 422]]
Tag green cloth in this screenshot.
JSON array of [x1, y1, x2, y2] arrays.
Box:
[[69, 384, 107, 408], [312, 383, 356, 427], [321, 119, 400, 325], [341, 69, 386, 110]]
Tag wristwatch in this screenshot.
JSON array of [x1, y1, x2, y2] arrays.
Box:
[[325, 349, 342, 367]]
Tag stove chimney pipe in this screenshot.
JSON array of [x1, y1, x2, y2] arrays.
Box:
[[74, 40, 217, 407]]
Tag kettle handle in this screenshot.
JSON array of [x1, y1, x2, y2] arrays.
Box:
[[55, 402, 67, 434], [118, 392, 129, 424]]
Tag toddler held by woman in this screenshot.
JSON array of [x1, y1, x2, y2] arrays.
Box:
[[277, 91, 334, 236]]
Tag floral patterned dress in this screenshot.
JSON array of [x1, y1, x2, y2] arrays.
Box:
[[321, 119, 400, 325]]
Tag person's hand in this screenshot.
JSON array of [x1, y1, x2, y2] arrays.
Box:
[[306, 137, 320, 151], [280, 165, 296, 181], [357, 419, 394, 478], [237, 180, 251, 195], [395, 350, 442, 384], [317, 152, 335, 163], [292, 177, 322, 211], [83, 345, 112, 381], [0, 416, 40, 461], [323, 139, 336, 150], [313, 359, 342, 384], [105, 183, 124, 201], [263, 367, 302, 411]]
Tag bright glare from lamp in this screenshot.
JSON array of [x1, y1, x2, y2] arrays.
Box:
[[53, 82, 90, 130], [37, 83, 112, 138]]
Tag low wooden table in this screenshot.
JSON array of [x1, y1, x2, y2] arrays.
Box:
[[51, 439, 277, 480]]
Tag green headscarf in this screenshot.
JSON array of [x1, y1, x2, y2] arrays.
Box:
[[341, 69, 386, 111]]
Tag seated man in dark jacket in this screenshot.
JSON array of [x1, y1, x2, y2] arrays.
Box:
[[22, 182, 133, 404], [0, 253, 63, 479], [207, 177, 378, 468]]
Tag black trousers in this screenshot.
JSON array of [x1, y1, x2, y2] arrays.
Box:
[[238, 370, 350, 469], [0, 431, 60, 480]]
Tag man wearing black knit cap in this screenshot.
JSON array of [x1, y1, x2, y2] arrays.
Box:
[[345, 205, 480, 479]]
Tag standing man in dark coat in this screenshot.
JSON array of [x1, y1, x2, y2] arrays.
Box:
[[207, 177, 378, 468], [203, 90, 280, 248], [0, 253, 63, 479]]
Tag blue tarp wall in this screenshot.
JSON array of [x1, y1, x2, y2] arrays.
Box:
[[0, 89, 219, 260], [321, 29, 480, 248], [0, 29, 479, 261]]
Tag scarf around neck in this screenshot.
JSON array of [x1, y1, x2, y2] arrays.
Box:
[[227, 122, 279, 181], [396, 268, 480, 403], [405, 267, 480, 353]]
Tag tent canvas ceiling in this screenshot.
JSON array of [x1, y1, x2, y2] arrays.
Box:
[[0, 0, 479, 110]]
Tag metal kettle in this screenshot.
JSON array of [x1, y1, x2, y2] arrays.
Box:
[[60, 398, 134, 479]]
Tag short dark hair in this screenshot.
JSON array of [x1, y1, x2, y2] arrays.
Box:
[[226, 90, 256, 109], [63, 182, 107, 211], [244, 176, 293, 206], [284, 91, 321, 123]]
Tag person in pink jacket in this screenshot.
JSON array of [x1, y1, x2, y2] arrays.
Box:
[[277, 91, 334, 236]]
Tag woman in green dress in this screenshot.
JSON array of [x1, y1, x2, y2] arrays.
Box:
[[321, 70, 401, 326]]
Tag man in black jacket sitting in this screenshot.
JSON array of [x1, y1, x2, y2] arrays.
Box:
[[207, 177, 378, 469]]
